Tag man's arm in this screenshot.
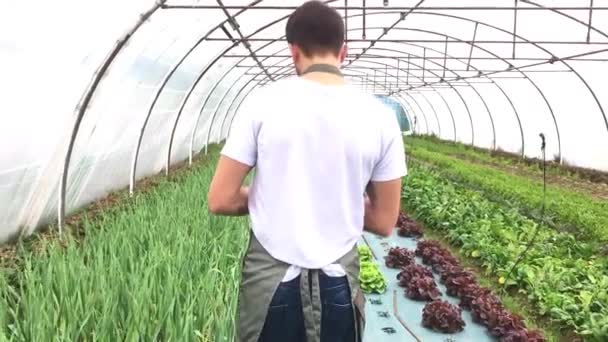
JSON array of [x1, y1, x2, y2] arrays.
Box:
[[364, 104, 407, 236], [364, 179, 402, 237], [208, 92, 260, 216], [207, 156, 252, 216]]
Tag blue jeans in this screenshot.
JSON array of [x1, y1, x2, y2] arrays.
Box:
[[257, 271, 356, 342]]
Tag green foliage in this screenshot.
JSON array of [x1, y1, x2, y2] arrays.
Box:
[[402, 163, 608, 340], [0, 153, 248, 341], [359, 261, 387, 294], [407, 135, 577, 180], [357, 245, 387, 294], [357, 245, 373, 263], [407, 142, 608, 244]]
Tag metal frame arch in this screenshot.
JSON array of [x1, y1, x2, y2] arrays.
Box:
[[522, 0, 608, 41], [130, 41, 236, 193], [133, 0, 343, 190], [265, 67, 433, 135], [274, 54, 464, 142], [347, 58, 460, 142], [242, 28, 504, 148], [334, 72, 418, 135], [219, 66, 425, 143], [211, 10, 525, 154], [239, 10, 563, 158], [190, 6, 580, 163], [142, 3, 264, 179], [353, 23, 545, 156], [209, 47, 439, 141], [201, 77, 246, 152], [220, 78, 259, 138], [360, 45, 495, 148], [271, 11, 556, 155], [390, 95, 423, 134], [225, 68, 427, 140], [129, 1, 264, 192], [400, 92, 431, 134], [265, 55, 447, 137], [347, 59, 451, 139], [348, 52, 476, 145], [57, 1, 166, 230], [199, 55, 309, 159], [401, 11, 603, 148]]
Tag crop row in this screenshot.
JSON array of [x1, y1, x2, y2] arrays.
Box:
[[407, 143, 608, 244], [0, 150, 249, 341], [402, 163, 608, 340], [388, 215, 544, 340], [407, 135, 608, 184]]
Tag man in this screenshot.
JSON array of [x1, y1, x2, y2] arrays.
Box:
[[207, 1, 406, 341]]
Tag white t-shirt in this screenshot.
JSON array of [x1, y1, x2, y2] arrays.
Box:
[[221, 76, 407, 280]]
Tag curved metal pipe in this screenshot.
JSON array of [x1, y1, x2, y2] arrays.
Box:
[[137, 0, 341, 187], [57, 1, 165, 230], [130, 43, 235, 193], [401, 12, 596, 151], [264, 42, 485, 147], [220, 79, 257, 138], [238, 12, 568, 158], [225, 69, 427, 139], [348, 58, 454, 141]]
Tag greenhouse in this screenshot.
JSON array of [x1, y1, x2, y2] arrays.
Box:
[[1, 0, 608, 341]]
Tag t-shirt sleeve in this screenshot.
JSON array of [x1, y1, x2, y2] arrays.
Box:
[[371, 107, 407, 182], [220, 96, 260, 167]]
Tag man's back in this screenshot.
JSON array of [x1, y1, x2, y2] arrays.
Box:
[[223, 76, 406, 269]]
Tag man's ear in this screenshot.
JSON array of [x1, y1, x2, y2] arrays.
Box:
[[339, 43, 348, 64], [289, 44, 300, 65]]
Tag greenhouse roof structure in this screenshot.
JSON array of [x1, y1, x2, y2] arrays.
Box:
[[1, 0, 608, 239]]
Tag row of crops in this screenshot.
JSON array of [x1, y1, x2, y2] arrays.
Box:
[[407, 137, 608, 243], [403, 137, 608, 341], [359, 214, 545, 340], [1, 137, 606, 341], [0, 147, 248, 341]]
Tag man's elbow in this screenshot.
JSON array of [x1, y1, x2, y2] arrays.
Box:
[[207, 193, 226, 215], [376, 214, 398, 237], [375, 224, 394, 237]]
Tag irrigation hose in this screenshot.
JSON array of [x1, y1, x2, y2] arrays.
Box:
[[503, 133, 547, 288]]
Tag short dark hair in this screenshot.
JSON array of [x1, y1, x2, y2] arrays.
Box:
[[285, 1, 345, 57]]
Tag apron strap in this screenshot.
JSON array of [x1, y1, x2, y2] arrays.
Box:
[[301, 63, 344, 78], [300, 269, 323, 341]]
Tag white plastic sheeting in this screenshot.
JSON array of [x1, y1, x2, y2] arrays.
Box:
[[1, 0, 608, 242]]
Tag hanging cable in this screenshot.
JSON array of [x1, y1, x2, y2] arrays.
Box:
[[503, 133, 546, 286]]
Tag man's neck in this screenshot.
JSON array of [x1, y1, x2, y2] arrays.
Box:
[[299, 56, 345, 86]]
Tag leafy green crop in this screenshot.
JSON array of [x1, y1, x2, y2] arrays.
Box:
[[357, 245, 387, 294], [402, 162, 608, 340], [407, 143, 608, 245], [0, 150, 249, 341], [357, 245, 373, 263], [359, 260, 387, 294]]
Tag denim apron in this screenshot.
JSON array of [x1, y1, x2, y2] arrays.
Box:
[[237, 232, 365, 342]]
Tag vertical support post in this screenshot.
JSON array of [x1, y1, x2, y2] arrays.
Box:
[[513, 0, 518, 59], [344, 0, 348, 43], [422, 48, 426, 84], [373, 69, 377, 94], [384, 64, 388, 90], [406, 54, 410, 86], [396, 59, 400, 90], [58, 1, 165, 231], [587, 0, 594, 43], [467, 22, 478, 71], [362, 0, 366, 39], [442, 37, 448, 79]]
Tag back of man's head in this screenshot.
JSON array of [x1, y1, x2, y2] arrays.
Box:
[[286, 1, 345, 57]]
